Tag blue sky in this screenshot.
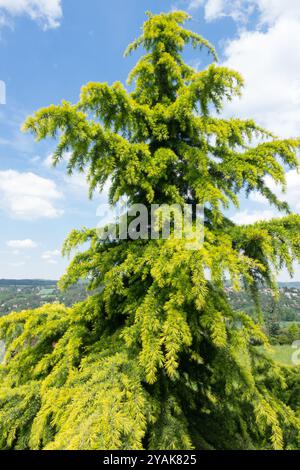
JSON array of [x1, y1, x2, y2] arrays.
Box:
[[0, 0, 300, 280]]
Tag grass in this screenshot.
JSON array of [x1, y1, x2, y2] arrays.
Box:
[[259, 344, 296, 366], [279, 321, 300, 328]]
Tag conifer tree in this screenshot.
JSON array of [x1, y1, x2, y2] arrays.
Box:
[[1, 11, 300, 450]]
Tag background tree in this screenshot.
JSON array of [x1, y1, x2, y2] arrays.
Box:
[[1, 11, 300, 450]]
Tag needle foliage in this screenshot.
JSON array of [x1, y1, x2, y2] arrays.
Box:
[[1, 11, 300, 450]]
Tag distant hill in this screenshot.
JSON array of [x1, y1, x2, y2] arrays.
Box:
[[0, 281, 93, 316], [0, 279, 57, 287], [224, 280, 300, 289], [278, 282, 300, 289], [1, 279, 300, 288]]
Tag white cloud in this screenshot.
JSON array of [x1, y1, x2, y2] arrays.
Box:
[[43, 151, 110, 202], [43, 150, 73, 168], [42, 249, 61, 264], [64, 172, 89, 191], [255, 0, 300, 25], [7, 239, 37, 249], [44, 152, 89, 191], [0, 0, 62, 30], [49, 159, 90, 195], [43, 153, 54, 168], [187, 0, 252, 20], [196, 1, 300, 24], [222, 17, 300, 137], [186, 1, 300, 137], [0, 170, 63, 220], [250, 170, 300, 212], [231, 209, 276, 225]]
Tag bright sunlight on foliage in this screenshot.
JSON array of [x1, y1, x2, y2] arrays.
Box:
[[1, 11, 300, 450]]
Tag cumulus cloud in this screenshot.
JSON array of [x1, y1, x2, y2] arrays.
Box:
[[192, 0, 300, 24], [229, 168, 300, 226], [250, 171, 300, 212], [231, 209, 277, 225], [43, 151, 72, 169], [0, 170, 63, 220], [186, 1, 300, 137], [185, 1, 300, 278], [0, 0, 63, 30], [230, 169, 300, 226], [43, 153, 55, 168], [7, 239, 37, 249], [188, 0, 255, 21], [42, 152, 111, 214], [42, 249, 61, 264], [222, 18, 300, 137], [43, 152, 91, 194]]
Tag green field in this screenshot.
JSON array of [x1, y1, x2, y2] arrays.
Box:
[[260, 345, 297, 366]]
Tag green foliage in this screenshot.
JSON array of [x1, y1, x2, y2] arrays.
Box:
[[1, 10, 300, 449]]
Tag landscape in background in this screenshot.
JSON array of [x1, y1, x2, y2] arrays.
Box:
[[0, 280, 96, 316], [1, 280, 299, 366]]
